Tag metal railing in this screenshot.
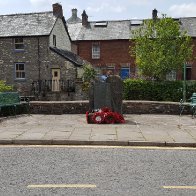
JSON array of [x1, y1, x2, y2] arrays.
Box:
[[31, 79, 75, 95]]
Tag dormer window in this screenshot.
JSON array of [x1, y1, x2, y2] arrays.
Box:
[[131, 20, 143, 26], [14, 37, 24, 50], [94, 21, 108, 27]]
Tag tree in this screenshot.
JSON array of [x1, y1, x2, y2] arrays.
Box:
[[130, 16, 193, 80], [0, 80, 13, 92]]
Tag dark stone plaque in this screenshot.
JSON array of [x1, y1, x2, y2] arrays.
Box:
[[106, 75, 123, 114], [89, 75, 123, 114]]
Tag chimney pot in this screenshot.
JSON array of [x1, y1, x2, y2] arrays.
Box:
[[53, 3, 63, 18]]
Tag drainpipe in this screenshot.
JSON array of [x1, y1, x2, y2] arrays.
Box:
[[37, 37, 41, 93], [183, 63, 186, 102]]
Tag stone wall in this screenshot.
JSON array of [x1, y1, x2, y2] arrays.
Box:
[[30, 101, 89, 114], [49, 18, 71, 50], [30, 100, 190, 115], [0, 36, 79, 97], [123, 101, 181, 114]]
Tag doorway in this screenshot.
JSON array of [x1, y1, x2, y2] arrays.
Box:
[[52, 69, 60, 92]]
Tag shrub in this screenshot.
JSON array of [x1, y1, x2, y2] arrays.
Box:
[[123, 79, 196, 102], [0, 80, 13, 92], [82, 64, 97, 91]]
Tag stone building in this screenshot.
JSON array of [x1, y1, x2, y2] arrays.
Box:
[[67, 9, 196, 80], [0, 3, 85, 100]]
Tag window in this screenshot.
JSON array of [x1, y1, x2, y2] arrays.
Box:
[[92, 43, 100, 59], [120, 67, 130, 80], [14, 37, 24, 50], [53, 35, 56, 47], [186, 63, 192, 80], [166, 70, 176, 81], [105, 64, 115, 75], [15, 63, 25, 79]]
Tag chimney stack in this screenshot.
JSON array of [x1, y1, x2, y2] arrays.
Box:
[[53, 3, 63, 18], [152, 9, 158, 20], [72, 8, 78, 19], [82, 10, 88, 27]]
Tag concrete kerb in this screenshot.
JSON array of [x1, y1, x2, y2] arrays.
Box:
[[0, 139, 195, 147]]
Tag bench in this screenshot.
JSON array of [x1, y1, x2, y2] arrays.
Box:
[[0, 92, 30, 116], [180, 93, 196, 117]]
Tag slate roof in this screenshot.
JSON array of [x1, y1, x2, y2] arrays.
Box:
[[50, 47, 84, 67], [0, 12, 57, 37], [180, 17, 196, 37], [67, 20, 131, 41], [67, 17, 196, 41]]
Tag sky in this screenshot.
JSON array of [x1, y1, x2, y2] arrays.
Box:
[[0, 0, 196, 21]]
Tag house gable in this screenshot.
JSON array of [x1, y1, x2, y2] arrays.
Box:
[[49, 17, 71, 50]]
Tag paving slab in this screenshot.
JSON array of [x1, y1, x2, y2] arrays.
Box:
[[43, 131, 72, 140], [0, 114, 196, 146]]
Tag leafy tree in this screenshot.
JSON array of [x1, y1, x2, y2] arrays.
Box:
[[0, 80, 13, 92], [82, 64, 97, 91], [130, 16, 193, 80]]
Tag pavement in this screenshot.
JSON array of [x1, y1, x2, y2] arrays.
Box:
[[0, 114, 196, 147]]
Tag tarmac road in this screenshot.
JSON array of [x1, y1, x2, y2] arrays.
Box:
[[0, 145, 196, 196]]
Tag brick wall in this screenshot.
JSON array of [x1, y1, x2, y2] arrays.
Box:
[[76, 38, 196, 80], [76, 39, 135, 74]]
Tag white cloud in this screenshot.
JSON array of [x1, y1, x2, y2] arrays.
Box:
[[30, 0, 56, 8], [0, 1, 10, 7], [169, 3, 196, 17], [87, 2, 109, 13], [83, 0, 148, 20], [86, 1, 129, 16]]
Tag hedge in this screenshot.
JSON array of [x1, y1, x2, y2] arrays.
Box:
[[123, 79, 196, 102]]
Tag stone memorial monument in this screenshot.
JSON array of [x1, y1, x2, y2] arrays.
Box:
[[106, 75, 123, 114], [89, 74, 123, 114], [87, 74, 124, 124]]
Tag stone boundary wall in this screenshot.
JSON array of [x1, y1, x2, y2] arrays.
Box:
[[29, 100, 190, 115]]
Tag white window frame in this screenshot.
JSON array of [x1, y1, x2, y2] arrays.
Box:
[[15, 63, 25, 79], [92, 42, 100, 59], [14, 37, 24, 50], [166, 70, 177, 81]]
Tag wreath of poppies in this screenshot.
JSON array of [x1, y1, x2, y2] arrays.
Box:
[[86, 107, 125, 124]]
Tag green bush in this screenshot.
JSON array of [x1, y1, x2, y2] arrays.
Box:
[[0, 80, 13, 92], [123, 79, 196, 102]]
